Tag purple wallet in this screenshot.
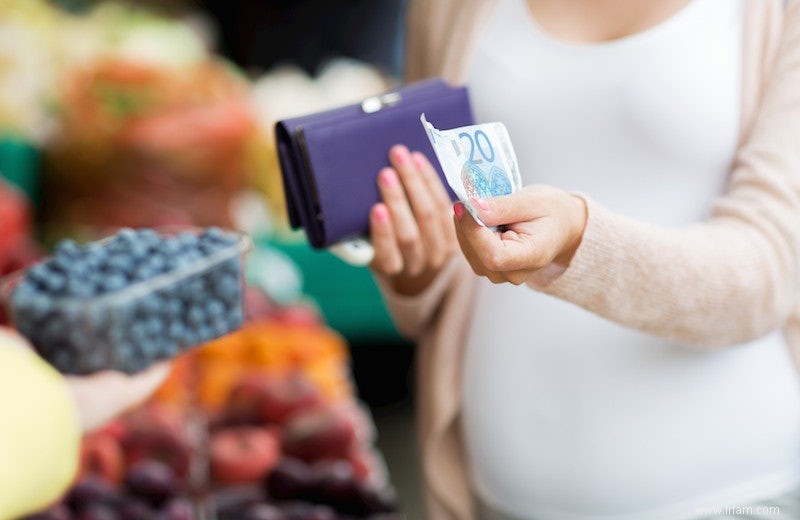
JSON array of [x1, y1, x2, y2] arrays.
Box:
[[275, 79, 475, 249]]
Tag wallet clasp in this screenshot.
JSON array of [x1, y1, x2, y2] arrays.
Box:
[[361, 92, 402, 114]]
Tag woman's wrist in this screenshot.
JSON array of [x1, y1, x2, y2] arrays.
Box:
[[554, 194, 588, 268]]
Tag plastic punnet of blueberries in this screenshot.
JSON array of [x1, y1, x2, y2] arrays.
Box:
[[3, 227, 249, 375]]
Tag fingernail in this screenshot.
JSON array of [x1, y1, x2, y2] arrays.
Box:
[[453, 202, 465, 220], [380, 168, 398, 187], [473, 198, 490, 212], [391, 145, 409, 165], [373, 204, 389, 222]]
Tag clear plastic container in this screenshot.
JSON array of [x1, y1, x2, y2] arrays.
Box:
[[0, 227, 252, 374]]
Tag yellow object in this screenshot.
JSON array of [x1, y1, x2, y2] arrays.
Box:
[[0, 330, 80, 520]]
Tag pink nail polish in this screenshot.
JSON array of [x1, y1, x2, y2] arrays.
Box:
[[380, 169, 398, 187], [392, 146, 409, 165], [373, 205, 389, 222], [453, 202, 465, 220], [473, 198, 490, 212]]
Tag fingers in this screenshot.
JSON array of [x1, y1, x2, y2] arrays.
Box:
[[66, 360, 173, 432], [377, 166, 426, 275], [390, 146, 448, 268], [454, 201, 554, 284], [413, 151, 452, 212], [369, 203, 403, 275], [472, 185, 555, 227], [413, 151, 457, 256]]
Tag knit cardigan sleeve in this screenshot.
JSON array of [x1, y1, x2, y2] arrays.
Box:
[[535, 0, 800, 347]]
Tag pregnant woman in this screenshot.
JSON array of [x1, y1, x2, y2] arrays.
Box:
[[369, 1, 800, 519]]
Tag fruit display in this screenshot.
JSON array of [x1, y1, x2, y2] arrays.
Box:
[[30, 370, 399, 520], [153, 305, 353, 413], [28, 404, 195, 519], [3, 227, 248, 374], [44, 55, 255, 234]]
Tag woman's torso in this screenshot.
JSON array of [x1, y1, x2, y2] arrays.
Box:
[[461, 0, 800, 518]]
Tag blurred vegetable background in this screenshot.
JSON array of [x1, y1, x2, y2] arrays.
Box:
[[0, 0, 421, 517]]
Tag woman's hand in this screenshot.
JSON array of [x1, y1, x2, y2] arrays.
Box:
[[66, 361, 171, 432], [0, 327, 170, 432], [453, 185, 587, 285], [369, 145, 458, 296]]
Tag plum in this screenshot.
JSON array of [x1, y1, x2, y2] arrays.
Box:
[[241, 504, 287, 520], [118, 498, 156, 520], [66, 476, 119, 511], [124, 460, 178, 507], [25, 503, 71, 520], [282, 409, 356, 462], [355, 483, 398, 515], [313, 460, 359, 508], [265, 458, 316, 501], [160, 498, 194, 520], [212, 484, 265, 518], [280, 502, 336, 520], [74, 503, 117, 520]]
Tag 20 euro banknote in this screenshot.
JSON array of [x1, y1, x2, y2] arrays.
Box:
[[421, 114, 522, 224]]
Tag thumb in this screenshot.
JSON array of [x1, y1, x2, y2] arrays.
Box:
[[471, 189, 542, 227]]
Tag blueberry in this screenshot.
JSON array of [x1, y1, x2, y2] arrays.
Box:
[[168, 321, 185, 341], [227, 307, 244, 330], [187, 305, 205, 327], [136, 228, 159, 243], [210, 318, 229, 337], [206, 299, 224, 318], [176, 231, 198, 250], [55, 239, 81, 258], [66, 278, 93, 298], [27, 263, 51, 287], [144, 317, 163, 337], [118, 227, 138, 243], [103, 253, 127, 273], [202, 226, 224, 242], [101, 273, 127, 293], [163, 298, 183, 318], [198, 325, 213, 341]]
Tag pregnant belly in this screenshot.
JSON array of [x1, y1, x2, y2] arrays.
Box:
[[461, 281, 800, 518]]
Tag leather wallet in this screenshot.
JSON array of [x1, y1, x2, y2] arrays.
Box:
[[275, 79, 475, 248]]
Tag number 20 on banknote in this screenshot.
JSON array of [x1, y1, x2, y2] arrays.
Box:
[[420, 114, 522, 209]]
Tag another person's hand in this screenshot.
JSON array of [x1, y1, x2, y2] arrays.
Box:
[[66, 361, 171, 432], [453, 185, 587, 285], [369, 145, 458, 296]]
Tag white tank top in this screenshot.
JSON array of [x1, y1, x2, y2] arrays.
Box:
[[462, 1, 800, 519]]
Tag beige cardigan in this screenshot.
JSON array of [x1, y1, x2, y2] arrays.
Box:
[[377, 1, 800, 518]]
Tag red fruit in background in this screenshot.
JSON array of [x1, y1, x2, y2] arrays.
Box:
[[210, 426, 280, 485], [0, 180, 30, 254], [244, 286, 276, 322], [97, 419, 127, 442], [121, 406, 191, 479], [224, 374, 322, 426], [282, 408, 357, 462], [274, 305, 321, 328], [79, 432, 125, 485], [347, 447, 378, 483]]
